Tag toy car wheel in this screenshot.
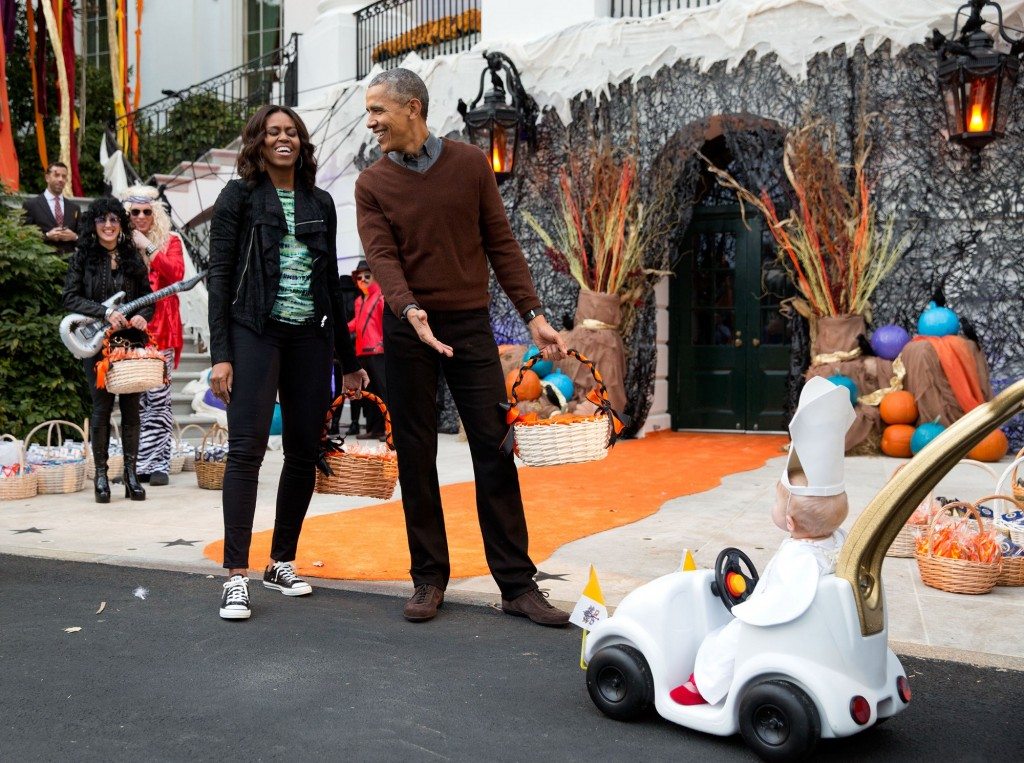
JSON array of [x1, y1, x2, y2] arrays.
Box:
[[738, 679, 820, 761], [586, 644, 653, 721]]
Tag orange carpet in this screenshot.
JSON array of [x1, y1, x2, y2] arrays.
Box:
[[203, 431, 787, 580]]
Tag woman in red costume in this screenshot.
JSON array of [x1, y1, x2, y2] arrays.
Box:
[[122, 185, 184, 486], [348, 259, 387, 439]]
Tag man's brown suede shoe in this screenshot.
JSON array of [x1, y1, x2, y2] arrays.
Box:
[[403, 584, 444, 622], [501, 589, 570, 627]]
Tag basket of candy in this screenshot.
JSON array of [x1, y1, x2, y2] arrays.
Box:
[[503, 349, 628, 467], [315, 391, 398, 500], [976, 494, 1024, 586], [915, 500, 1002, 594], [96, 328, 169, 395], [886, 459, 996, 558], [84, 419, 123, 480], [995, 451, 1024, 539], [195, 424, 228, 490], [23, 420, 87, 495], [0, 434, 38, 501]]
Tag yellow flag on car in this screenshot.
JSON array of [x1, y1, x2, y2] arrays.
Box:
[[570, 565, 607, 630]]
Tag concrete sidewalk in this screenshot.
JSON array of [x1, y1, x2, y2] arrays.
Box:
[[2, 434, 1021, 669]]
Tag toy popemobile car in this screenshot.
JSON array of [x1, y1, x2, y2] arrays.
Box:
[[582, 378, 1024, 760]]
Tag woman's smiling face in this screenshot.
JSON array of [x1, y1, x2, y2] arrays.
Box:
[[262, 111, 300, 172]]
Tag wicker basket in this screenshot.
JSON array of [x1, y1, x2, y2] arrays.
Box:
[[508, 349, 623, 467], [995, 450, 1024, 524], [24, 420, 87, 495], [915, 501, 1001, 594], [315, 391, 398, 499], [886, 459, 996, 558], [0, 434, 38, 501], [84, 419, 124, 480], [974, 494, 1024, 586], [195, 424, 228, 490], [98, 328, 168, 394], [177, 424, 206, 472]]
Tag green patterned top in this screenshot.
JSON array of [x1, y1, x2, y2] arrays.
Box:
[[270, 189, 315, 324]]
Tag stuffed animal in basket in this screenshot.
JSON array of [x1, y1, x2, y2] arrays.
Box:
[[671, 376, 855, 706]]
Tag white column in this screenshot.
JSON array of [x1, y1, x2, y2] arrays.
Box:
[[480, 0, 610, 45], [298, 0, 363, 106], [641, 275, 672, 437]]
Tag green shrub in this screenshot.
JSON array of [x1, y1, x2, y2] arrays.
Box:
[[0, 199, 90, 435]]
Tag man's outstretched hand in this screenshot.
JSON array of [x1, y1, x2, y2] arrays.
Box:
[[408, 308, 454, 357], [529, 315, 567, 361]]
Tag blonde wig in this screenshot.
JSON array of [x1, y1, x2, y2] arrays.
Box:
[[119, 184, 172, 250]]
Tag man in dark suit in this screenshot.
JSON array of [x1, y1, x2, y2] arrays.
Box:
[[22, 162, 80, 255]]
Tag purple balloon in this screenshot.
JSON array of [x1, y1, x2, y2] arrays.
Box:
[[870, 324, 911, 360]]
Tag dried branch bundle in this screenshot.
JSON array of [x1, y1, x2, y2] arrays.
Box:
[[524, 140, 674, 309], [705, 118, 907, 317]]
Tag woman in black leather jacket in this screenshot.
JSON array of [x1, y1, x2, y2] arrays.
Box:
[[207, 104, 367, 621], [62, 197, 154, 503]]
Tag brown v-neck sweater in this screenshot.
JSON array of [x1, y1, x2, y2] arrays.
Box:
[[354, 137, 541, 318]]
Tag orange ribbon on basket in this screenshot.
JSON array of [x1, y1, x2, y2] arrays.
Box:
[[316, 390, 395, 477], [499, 349, 630, 456], [93, 327, 167, 389]]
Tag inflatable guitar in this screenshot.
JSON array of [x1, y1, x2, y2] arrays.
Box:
[[59, 271, 206, 359]]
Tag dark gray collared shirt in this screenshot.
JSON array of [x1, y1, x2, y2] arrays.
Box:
[[387, 133, 443, 173]]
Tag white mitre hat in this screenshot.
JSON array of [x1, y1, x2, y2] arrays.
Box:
[[781, 376, 856, 497]]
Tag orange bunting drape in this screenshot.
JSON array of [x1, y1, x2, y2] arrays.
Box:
[[26, 1, 48, 169], [912, 335, 987, 414], [0, 23, 19, 190]]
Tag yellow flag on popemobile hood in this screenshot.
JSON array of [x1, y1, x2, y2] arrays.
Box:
[[570, 565, 607, 630]]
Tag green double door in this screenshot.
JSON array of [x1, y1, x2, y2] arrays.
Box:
[[670, 206, 794, 432]]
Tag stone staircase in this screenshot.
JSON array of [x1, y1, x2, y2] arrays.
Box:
[[156, 142, 241, 228], [172, 337, 218, 430]]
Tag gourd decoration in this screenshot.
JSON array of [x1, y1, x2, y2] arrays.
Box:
[[910, 421, 946, 454], [881, 424, 915, 458], [879, 391, 918, 425], [826, 374, 858, 406], [523, 344, 553, 378], [917, 301, 960, 337], [870, 324, 911, 360], [506, 369, 542, 401], [541, 370, 575, 401], [966, 429, 1009, 462]]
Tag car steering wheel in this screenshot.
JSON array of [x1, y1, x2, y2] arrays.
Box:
[[711, 548, 760, 612]]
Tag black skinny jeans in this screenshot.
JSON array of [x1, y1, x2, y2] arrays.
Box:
[[222, 320, 332, 569], [384, 308, 538, 599]]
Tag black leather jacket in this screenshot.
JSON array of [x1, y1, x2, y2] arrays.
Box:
[[207, 176, 358, 372], [62, 244, 154, 321]]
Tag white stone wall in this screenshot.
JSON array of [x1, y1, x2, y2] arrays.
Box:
[[642, 276, 672, 436]]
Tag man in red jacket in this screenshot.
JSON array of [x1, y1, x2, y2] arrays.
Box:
[[347, 259, 387, 439], [356, 67, 569, 627]]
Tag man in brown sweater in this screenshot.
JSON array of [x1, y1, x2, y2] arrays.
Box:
[[355, 68, 569, 627]]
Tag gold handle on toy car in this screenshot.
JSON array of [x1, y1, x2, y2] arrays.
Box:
[[837, 378, 1024, 635]]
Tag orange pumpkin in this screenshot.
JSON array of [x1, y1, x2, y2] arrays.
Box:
[[505, 369, 542, 401], [967, 429, 1009, 462], [881, 424, 915, 458], [879, 391, 918, 425]]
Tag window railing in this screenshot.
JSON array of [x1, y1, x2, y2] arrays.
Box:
[[355, 0, 481, 81], [112, 34, 299, 179], [610, 0, 722, 17]]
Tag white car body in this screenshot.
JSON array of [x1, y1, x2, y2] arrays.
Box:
[[584, 568, 909, 738]]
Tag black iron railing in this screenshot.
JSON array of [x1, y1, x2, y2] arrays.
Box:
[[611, 0, 722, 17], [356, 0, 481, 80], [113, 34, 299, 179]]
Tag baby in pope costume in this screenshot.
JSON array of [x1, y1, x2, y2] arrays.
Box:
[[671, 376, 856, 706]]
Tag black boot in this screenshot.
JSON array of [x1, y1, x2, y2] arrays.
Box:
[[121, 422, 147, 501], [91, 421, 111, 504]]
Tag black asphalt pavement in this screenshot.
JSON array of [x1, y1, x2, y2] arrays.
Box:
[[1, 554, 1020, 761]]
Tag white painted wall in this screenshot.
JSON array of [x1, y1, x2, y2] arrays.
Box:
[[481, 0, 610, 45], [297, 0, 364, 106]]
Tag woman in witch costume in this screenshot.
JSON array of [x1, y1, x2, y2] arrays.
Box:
[[62, 197, 154, 503]]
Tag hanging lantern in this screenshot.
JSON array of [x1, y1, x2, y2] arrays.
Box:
[[933, 1, 1024, 157], [458, 51, 538, 183]]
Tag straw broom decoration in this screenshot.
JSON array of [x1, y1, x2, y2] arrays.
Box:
[[703, 118, 908, 317]]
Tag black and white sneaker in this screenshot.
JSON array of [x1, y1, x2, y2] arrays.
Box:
[[220, 575, 251, 620], [263, 561, 313, 596]]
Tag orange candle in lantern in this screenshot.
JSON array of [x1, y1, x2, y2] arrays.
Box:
[[492, 124, 507, 173]]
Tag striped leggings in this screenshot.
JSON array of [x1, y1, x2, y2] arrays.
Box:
[[137, 348, 175, 475]]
